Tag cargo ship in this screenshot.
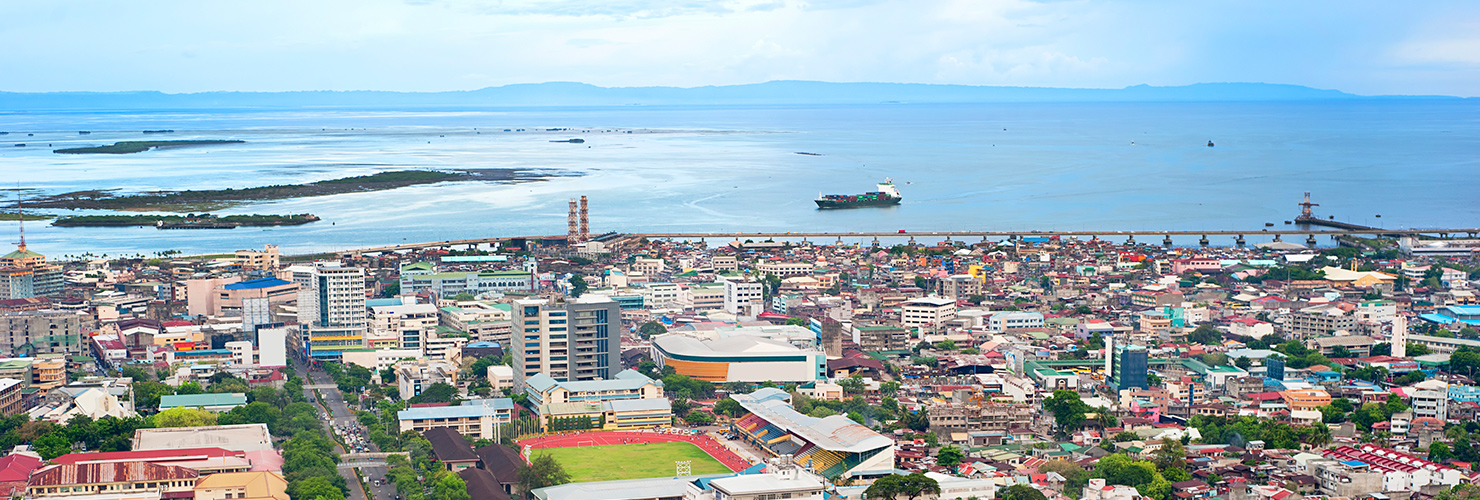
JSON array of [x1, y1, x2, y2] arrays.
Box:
[[815, 178, 902, 209]]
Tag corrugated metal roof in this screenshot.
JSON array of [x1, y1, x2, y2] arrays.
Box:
[[28, 462, 197, 486]]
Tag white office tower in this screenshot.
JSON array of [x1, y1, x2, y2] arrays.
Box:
[[257, 327, 288, 368], [1392, 315, 1407, 358], [723, 278, 763, 316], [295, 262, 367, 361], [511, 295, 622, 389]]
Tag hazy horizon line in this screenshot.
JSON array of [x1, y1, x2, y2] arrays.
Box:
[[0, 80, 1466, 98]]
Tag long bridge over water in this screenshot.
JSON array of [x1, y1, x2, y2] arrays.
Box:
[[321, 227, 1480, 257]]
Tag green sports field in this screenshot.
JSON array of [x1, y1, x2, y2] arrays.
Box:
[[532, 442, 731, 482]]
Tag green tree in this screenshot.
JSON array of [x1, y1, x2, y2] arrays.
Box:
[[1370, 343, 1392, 356], [839, 376, 866, 395], [1187, 324, 1222, 345], [517, 454, 571, 500], [713, 397, 744, 418], [151, 407, 218, 428], [1002, 484, 1048, 500], [408, 382, 460, 405], [936, 445, 964, 468], [1200, 353, 1229, 367], [568, 275, 588, 298], [1153, 438, 1186, 471], [1043, 390, 1090, 431], [1235, 356, 1252, 370], [638, 322, 668, 338], [291, 475, 347, 500], [1431, 442, 1453, 462], [431, 470, 471, 500], [864, 473, 940, 500], [33, 432, 70, 460]]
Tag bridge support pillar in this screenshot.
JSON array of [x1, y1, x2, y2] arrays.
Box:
[[1126, 235, 1135, 245], [1307, 234, 1318, 247], [1273, 234, 1282, 242], [908, 236, 916, 246], [1235, 235, 1246, 247], [1199, 235, 1210, 247], [1163, 235, 1173, 247], [872, 237, 879, 246], [836, 236, 843, 244]]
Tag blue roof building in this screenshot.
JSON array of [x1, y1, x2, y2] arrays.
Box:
[[223, 278, 292, 290], [398, 398, 515, 441]]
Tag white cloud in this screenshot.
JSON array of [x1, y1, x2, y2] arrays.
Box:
[[0, 0, 1472, 95]]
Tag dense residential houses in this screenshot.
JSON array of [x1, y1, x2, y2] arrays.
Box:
[[0, 228, 1477, 500]]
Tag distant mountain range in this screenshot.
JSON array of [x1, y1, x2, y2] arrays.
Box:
[[0, 81, 1460, 110]]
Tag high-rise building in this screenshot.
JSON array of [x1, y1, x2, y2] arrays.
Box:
[[1109, 344, 1148, 391], [723, 278, 763, 316], [511, 295, 621, 389], [1266, 356, 1286, 382], [294, 263, 367, 360], [0, 239, 63, 299], [1391, 315, 1408, 358]]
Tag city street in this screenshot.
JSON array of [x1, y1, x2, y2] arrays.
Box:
[[293, 356, 392, 500]]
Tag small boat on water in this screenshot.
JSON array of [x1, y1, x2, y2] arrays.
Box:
[[1207, 140, 1215, 147]]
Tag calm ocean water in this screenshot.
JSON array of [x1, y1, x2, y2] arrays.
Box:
[[0, 100, 1476, 257]]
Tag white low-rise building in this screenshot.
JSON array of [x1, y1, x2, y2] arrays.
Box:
[[901, 296, 956, 332]]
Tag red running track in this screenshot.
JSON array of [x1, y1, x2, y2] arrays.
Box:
[[518, 431, 754, 472]]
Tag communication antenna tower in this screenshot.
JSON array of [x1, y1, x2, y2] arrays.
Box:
[[7, 187, 24, 252]]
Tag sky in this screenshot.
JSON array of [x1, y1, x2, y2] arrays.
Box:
[[1, 0, 1476, 96]]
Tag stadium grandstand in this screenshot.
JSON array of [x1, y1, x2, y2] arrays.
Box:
[[729, 388, 894, 479]]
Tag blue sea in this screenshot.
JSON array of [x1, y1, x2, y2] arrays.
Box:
[[0, 100, 1476, 257]]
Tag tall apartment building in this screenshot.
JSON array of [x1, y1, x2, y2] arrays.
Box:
[[941, 275, 981, 300], [0, 310, 94, 357], [854, 326, 911, 352], [369, 302, 439, 352], [723, 279, 763, 316], [293, 263, 367, 360], [0, 242, 63, 299], [511, 296, 621, 389], [1284, 307, 1357, 339], [1409, 380, 1449, 422], [234, 244, 280, 270], [1108, 342, 1149, 391]]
